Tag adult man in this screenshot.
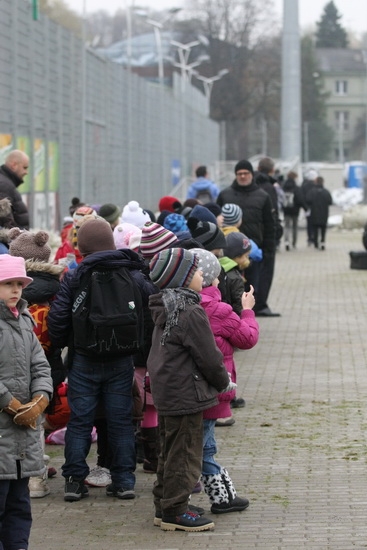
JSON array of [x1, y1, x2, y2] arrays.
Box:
[[217, 159, 279, 317], [48, 218, 156, 502], [0, 150, 30, 229], [253, 157, 281, 316], [301, 169, 318, 246], [187, 166, 220, 203]]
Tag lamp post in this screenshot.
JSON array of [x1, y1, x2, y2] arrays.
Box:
[[170, 39, 210, 179], [192, 69, 229, 114]]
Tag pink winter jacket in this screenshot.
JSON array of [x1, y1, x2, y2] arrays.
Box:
[[200, 286, 259, 420]]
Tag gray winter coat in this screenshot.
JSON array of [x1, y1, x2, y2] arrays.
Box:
[[0, 298, 53, 480]]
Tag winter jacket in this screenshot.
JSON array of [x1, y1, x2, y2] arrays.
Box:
[[0, 298, 53, 480], [217, 180, 276, 253], [23, 260, 66, 389], [282, 178, 308, 216], [306, 186, 332, 226], [147, 291, 229, 416], [0, 165, 29, 229], [218, 256, 245, 317], [48, 249, 157, 360], [187, 178, 220, 202], [199, 286, 259, 420]]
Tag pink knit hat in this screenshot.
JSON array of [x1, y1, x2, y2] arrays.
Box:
[[0, 255, 33, 288], [140, 222, 179, 259], [113, 222, 142, 251]]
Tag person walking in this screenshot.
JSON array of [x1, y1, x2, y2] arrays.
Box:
[[306, 176, 332, 250], [282, 171, 308, 250]]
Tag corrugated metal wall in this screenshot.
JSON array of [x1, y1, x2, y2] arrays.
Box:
[[0, 0, 220, 229]]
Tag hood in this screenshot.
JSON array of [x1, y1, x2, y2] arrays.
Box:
[[148, 292, 167, 327], [25, 259, 64, 277], [219, 255, 238, 273]]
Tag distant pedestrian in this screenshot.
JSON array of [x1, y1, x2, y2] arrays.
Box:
[[187, 166, 220, 204], [282, 171, 308, 251], [306, 176, 332, 250], [301, 169, 318, 246]]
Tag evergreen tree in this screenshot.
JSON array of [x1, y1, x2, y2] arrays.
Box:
[[315, 1, 348, 48]]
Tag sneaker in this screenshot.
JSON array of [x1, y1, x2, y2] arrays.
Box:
[[230, 398, 246, 409], [154, 504, 205, 527], [161, 511, 215, 532], [29, 475, 50, 498], [85, 466, 111, 487], [106, 483, 135, 500], [215, 417, 235, 427], [211, 495, 250, 514], [64, 477, 89, 502]]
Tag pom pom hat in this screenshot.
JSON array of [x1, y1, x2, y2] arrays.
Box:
[[149, 248, 199, 290], [121, 201, 151, 228], [8, 228, 51, 262], [0, 255, 33, 288], [113, 222, 142, 250]]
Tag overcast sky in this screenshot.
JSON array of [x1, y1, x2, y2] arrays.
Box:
[[65, 0, 367, 36]]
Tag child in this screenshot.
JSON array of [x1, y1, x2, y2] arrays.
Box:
[[220, 231, 252, 317], [191, 248, 259, 513], [0, 255, 53, 549], [148, 248, 232, 532]]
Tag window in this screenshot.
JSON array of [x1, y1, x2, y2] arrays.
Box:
[[335, 80, 348, 95], [334, 111, 349, 131]]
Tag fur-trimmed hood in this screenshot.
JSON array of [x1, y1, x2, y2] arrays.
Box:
[[22, 260, 63, 304]]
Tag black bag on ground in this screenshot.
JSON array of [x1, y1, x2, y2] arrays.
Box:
[[72, 266, 144, 358]]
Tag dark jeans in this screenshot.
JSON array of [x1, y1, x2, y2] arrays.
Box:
[[0, 477, 32, 550], [313, 224, 327, 248], [284, 214, 299, 247], [153, 412, 203, 517], [62, 352, 136, 489], [306, 215, 314, 244]]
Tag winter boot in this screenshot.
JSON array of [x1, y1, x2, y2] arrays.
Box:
[[201, 468, 249, 514], [141, 427, 160, 473], [29, 471, 50, 498]]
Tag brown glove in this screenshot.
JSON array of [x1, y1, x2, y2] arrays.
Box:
[[13, 394, 49, 430], [3, 396, 22, 416]]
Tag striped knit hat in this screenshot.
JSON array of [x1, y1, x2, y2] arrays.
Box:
[[140, 222, 179, 259], [187, 218, 226, 251], [222, 203, 242, 226], [149, 248, 199, 289]]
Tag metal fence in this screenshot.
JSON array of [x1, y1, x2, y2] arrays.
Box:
[[0, 0, 220, 230]]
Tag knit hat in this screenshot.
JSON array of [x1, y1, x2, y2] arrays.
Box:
[[72, 208, 99, 249], [305, 169, 318, 181], [72, 205, 96, 225], [69, 197, 85, 216], [8, 228, 51, 262], [99, 203, 121, 224], [187, 218, 226, 251], [222, 203, 243, 226], [140, 222, 179, 259], [177, 205, 192, 220], [189, 205, 217, 225], [121, 201, 151, 228], [234, 160, 254, 175], [190, 248, 221, 288], [158, 196, 182, 213], [0, 255, 33, 288], [149, 248, 199, 289], [113, 222, 142, 251], [163, 213, 189, 236], [157, 210, 171, 226], [204, 202, 222, 218], [224, 231, 252, 259], [77, 218, 116, 256]]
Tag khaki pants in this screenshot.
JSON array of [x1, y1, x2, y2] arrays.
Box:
[[153, 412, 203, 517]]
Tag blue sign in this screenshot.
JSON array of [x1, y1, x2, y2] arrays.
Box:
[[348, 164, 367, 188]]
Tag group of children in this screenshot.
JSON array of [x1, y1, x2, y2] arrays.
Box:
[[0, 195, 260, 545]]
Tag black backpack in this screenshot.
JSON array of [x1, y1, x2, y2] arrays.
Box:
[[72, 266, 144, 358], [195, 189, 214, 204]]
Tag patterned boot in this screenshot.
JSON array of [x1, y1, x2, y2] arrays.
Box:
[[201, 468, 249, 514]]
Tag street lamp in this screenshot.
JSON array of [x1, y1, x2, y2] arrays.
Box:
[[192, 69, 229, 111]]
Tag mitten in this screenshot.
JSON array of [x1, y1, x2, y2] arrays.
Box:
[[2, 396, 22, 416], [13, 394, 49, 430], [220, 381, 237, 393]]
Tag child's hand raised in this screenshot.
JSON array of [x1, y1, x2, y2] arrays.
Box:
[[241, 285, 255, 310]]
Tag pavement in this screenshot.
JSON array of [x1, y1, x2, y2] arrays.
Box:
[[30, 224, 367, 550]]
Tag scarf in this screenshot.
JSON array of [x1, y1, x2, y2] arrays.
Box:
[[160, 287, 201, 345]]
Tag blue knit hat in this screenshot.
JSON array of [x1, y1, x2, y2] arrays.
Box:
[[189, 205, 217, 225], [163, 213, 189, 235]]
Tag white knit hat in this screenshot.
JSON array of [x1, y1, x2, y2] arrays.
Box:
[[121, 201, 151, 228]]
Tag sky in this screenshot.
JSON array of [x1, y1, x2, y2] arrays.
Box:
[[65, 0, 367, 36]]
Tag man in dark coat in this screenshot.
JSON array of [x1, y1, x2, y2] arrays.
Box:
[[306, 176, 332, 250], [217, 159, 280, 317], [0, 150, 30, 229]]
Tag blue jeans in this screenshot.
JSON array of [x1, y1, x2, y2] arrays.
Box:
[[202, 419, 222, 476], [62, 353, 136, 489], [0, 477, 31, 550]]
